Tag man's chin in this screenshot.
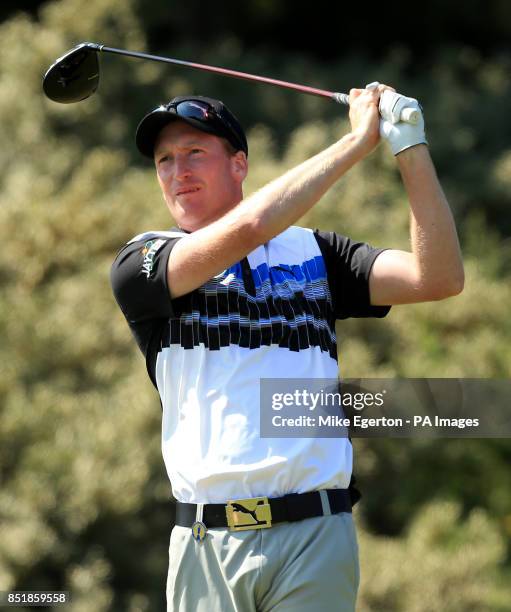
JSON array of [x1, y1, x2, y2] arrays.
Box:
[[172, 213, 207, 234]]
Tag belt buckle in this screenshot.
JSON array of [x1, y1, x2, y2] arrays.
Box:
[[226, 496, 272, 531]]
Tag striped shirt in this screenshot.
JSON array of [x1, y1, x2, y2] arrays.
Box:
[[111, 226, 390, 503]]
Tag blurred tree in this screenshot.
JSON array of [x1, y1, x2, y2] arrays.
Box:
[[4, 0, 511, 67], [357, 500, 510, 611]]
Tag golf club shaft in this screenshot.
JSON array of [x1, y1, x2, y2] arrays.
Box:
[[96, 45, 349, 105]]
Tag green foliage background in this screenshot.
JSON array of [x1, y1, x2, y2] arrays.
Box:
[[0, 1, 510, 609]]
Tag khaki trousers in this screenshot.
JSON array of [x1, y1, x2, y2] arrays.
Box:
[[166, 513, 359, 611]]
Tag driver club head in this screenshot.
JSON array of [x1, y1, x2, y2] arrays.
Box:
[[43, 43, 101, 103]]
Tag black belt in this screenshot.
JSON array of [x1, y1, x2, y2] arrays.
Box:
[[176, 489, 352, 531]]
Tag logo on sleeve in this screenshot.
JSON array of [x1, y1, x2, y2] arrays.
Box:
[[141, 239, 166, 278]]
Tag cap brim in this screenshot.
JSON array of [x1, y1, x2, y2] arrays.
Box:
[[135, 110, 221, 159]]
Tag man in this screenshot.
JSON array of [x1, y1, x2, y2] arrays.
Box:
[[110, 86, 464, 611]]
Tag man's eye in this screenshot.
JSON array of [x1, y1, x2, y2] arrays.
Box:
[[190, 148, 202, 155], [158, 155, 171, 164]]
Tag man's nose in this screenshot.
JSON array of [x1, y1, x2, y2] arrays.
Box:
[[174, 156, 192, 180]]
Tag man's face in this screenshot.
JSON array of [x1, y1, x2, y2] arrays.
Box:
[[154, 121, 247, 232]]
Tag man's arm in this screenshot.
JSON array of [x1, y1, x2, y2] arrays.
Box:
[[167, 90, 381, 299], [369, 144, 464, 305]]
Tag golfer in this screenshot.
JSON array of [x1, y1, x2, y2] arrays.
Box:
[[110, 85, 464, 611]]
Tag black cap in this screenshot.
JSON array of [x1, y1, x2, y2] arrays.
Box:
[[135, 95, 248, 158]]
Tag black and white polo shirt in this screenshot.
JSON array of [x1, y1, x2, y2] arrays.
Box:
[[111, 225, 390, 504]]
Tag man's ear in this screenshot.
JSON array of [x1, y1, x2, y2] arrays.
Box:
[[231, 151, 248, 182]]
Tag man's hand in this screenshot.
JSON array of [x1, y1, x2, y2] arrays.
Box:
[[379, 90, 427, 155], [348, 83, 395, 155]]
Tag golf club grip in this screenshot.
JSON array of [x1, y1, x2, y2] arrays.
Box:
[[332, 92, 419, 124], [399, 107, 420, 124], [332, 93, 350, 105]]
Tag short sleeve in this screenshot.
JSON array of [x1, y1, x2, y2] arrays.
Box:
[[313, 229, 391, 319], [110, 233, 187, 384], [111, 234, 182, 323]]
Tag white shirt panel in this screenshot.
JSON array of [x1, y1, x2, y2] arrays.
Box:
[[157, 343, 351, 504]]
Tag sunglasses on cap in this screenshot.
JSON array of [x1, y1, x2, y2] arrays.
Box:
[[159, 99, 247, 155]]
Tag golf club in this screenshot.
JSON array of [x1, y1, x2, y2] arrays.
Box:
[[42, 42, 419, 124]]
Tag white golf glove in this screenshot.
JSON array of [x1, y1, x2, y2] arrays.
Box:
[[378, 89, 427, 155]]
